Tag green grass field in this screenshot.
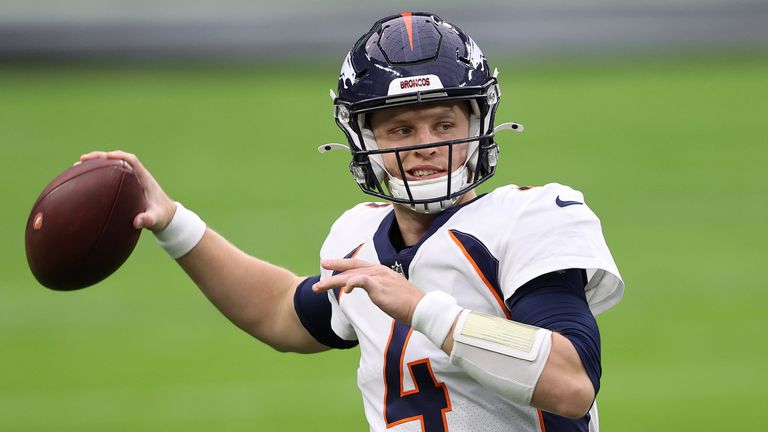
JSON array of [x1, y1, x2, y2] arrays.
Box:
[[1, 56, 766, 431]]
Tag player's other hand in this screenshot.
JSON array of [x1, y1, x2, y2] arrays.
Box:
[[79, 151, 176, 232], [313, 259, 425, 324]]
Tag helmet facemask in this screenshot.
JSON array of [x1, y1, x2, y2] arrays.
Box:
[[336, 84, 501, 214]]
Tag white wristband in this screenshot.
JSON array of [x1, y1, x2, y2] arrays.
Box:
[[153, 202, 207, 259], [411, 291, 464, 348]]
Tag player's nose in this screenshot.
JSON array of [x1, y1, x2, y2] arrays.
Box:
[[412, 128, 439, 155]]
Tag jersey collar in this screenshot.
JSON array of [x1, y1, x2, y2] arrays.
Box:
[[373, 193, 486, 277]]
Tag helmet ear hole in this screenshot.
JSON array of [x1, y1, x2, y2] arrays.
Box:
[[474, 143, 498, 180], [364, 163, 382, 190], [350, 158, 385, 191]]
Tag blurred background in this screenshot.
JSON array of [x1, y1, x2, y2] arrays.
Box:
[[1, 1, 766, 431]]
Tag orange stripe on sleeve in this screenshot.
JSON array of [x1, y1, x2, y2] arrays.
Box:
[[537, 409, 547, 431]]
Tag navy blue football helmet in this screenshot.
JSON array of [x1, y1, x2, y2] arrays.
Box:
[[326, 12, 521, 213]]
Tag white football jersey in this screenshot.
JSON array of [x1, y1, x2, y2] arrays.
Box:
[[319, 183, 623, 432]]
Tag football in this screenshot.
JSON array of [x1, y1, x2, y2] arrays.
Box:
[[25, 159, 145, 291]]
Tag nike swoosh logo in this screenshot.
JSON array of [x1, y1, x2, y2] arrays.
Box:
[[556, 196, 583, 207]]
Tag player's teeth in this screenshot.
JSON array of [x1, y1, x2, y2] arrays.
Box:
[[414, 169, 438, 177]]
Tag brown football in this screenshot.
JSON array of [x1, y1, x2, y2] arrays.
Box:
[[25, 159, 145, 291]]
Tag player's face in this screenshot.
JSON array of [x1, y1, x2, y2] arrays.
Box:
[[368, 101, 470, 181]]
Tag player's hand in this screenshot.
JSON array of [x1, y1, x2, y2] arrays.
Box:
[[79, 150, 176, 232], [312, 259, 425, 324]]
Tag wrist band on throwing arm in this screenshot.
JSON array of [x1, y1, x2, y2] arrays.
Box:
[[154, 202, 207, 259], [411, 291, 464, 348], [450, 310, 553, 406]]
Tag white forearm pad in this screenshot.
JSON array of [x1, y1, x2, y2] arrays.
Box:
[[153, 202, 207, 259], [450, 310, 552, 406], [411, 291, 464, 348]]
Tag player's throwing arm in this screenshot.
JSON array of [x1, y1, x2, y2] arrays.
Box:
[[79, 151, 329, 354]]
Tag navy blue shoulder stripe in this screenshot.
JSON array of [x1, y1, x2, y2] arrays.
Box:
[[447, 229, 507, 315], [332, 242, 365, 301], [293, 275, 358, 350]]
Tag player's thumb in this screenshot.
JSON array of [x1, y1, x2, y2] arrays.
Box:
[[133, 212, 154, 230]]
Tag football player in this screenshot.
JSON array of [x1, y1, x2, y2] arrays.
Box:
[[82, 12, 623, 432]]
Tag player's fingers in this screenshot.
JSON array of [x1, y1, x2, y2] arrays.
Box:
[[108, 152, 176, 232], [101, 151, 163, 198], [312, 274, 347, 292], [78, 150, 175, 232], [79, 150, 146, 176], [107, 150, 139, 164], [79, 151, 108, 162], [321, 258, 376, 272], [109, 151, 165, 200], [344, 275, 372, 294], [105, 150, 147, 174], [312, 270, 365, 292]]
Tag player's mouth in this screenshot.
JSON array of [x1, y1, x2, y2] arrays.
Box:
[[406, 166, 446, 180]]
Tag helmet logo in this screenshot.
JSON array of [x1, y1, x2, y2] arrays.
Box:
[[339, 53, 355, 89], [465, 38, 486, 69], [388, 74, 443, 95]]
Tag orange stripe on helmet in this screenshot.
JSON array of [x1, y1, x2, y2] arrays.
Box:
[[401, 12, 414, 51]]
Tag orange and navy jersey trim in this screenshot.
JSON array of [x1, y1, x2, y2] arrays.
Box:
[[293, 275, 358, 350], [333, 242, 365, 302], [365, 202, 392, 208], [447, 229, 511, 319], [516, 185, 541, 191], [537, 409, 547, 431]]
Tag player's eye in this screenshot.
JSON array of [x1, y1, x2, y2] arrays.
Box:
[[437, 123, 453, 132], [392, 127, 412, 136]]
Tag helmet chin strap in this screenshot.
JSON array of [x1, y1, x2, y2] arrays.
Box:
[[388, 165, 472, 214], [466, 101, 481, 172], [360, 126, 388, 182]]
